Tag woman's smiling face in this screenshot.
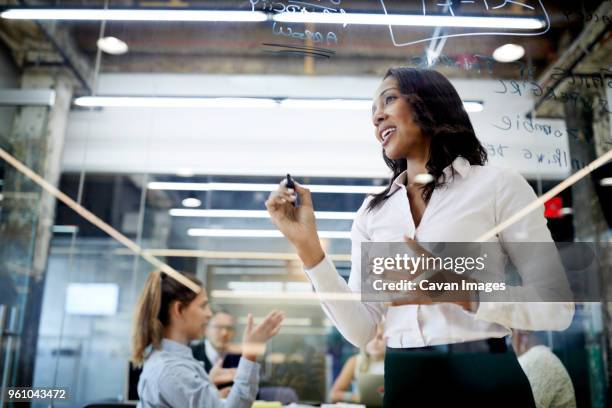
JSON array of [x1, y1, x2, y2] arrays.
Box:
[[371, 76, 429, 160]]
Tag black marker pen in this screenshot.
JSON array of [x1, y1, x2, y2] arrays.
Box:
[[286, 173, 300, 207]]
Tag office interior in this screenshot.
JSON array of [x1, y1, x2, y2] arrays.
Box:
[[0, 0, 611, 407]]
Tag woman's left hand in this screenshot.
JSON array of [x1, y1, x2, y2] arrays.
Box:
[[218, 387, 231, 399], [242, 310, 284, 361], [209, 359, 237, 386]]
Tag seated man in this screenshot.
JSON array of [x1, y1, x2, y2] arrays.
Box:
[[192, 308, 299, 404], [191, 309, 242, 394]]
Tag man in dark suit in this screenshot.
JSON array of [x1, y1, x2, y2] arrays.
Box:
[[192, 309, 241, 394], [192, 309, 299, 404]]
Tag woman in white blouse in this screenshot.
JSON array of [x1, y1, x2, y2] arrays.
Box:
[[265, 68, 574, 407]]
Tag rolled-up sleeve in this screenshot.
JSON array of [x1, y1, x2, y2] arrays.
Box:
[[474, 168, 574, 331], [158, 357, 259, 408], [304, 198, 386, 348]]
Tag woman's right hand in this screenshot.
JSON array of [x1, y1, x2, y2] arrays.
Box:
[[242, 310, 284, 361], [265, 180, 325, 268]]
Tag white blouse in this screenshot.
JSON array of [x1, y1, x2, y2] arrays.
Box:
[[305, 157, 574, 348]]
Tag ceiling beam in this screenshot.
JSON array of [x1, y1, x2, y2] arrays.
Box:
[[12, 0, 95, 93], [533, 1, 611, 117]]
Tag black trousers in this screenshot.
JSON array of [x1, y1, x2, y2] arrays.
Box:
[[383, 338, 535, 408]]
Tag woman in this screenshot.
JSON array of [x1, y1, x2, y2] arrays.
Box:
[[132, 271, 284, 408], [265, 68, 573, 407], [330, 324, 385, 404]]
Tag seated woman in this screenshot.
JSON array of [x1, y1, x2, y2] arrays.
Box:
[[330, 325, 385, 403], [131, 270, 284, 408], [512, 330, 576, 408]]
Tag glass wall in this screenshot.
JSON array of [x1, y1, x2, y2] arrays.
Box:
[[0, 1, 610, 407]]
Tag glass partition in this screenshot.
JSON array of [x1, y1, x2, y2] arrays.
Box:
[[0, 1, 610, 407]]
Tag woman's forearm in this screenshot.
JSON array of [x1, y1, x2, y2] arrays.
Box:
[[304, 257, 383, 348], [331, 390, 357, 403], [297, 243, 325, 269]]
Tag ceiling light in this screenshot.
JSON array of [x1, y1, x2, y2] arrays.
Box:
[[74, 95, 481, 113], [75, 96, 373, 110], [176, 168, 195, 177], [74, 96, 277, 109], [149, 181, 383, 194], [229, 281, 283, 292], [280, 99, 371, 110], [0, 8, 543, 29], [1, 8, 268, 22], [187, 228, 350, 239], [181, 198, 202, 208], [600, 177, 612, 187], [463, 101, 484, 112], [237, 316, 312, 326], [96, 36, 128, 55], [52, 225, 79, 234], [414, 174, 434, 184], [170, 208, 356, 219], [273, 12, 544, 30], [492, 43, 525, 62], [286, 282, 313, 292], [211, 289, 359, 301]]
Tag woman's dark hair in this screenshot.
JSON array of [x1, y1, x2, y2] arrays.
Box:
[[131, 271, 202, 366], [367, 68, 487, 212]]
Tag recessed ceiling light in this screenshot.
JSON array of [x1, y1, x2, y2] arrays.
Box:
[[96, 36, 129, 55], [414, 174, 434, 184], [182, 197, 202, 208], [463, 101, 484, 113], [492, 44, 525, 63], [176, 168, 194, 177]]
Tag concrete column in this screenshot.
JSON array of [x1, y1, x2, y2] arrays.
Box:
[[0, 67, 74, 387], [564, 84, 611, 408]]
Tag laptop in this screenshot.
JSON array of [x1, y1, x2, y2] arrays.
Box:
[[125, 361, 142, 403]]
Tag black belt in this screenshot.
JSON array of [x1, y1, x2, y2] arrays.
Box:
[[387, 336, 509, 354]]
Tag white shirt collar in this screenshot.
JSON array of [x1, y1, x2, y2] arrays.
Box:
[[204, 338, 221, 364], [387, 156, 471, 196]]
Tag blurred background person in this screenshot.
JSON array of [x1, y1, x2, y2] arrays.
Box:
[[132, 271, 284, 407], [192, 309, 300, 403], [330, 324, 385, 404], [192, 309, 242, 395], [512, 330, 576, 408]]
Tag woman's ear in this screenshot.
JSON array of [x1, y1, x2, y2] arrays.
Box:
[[168, 300, 183, 323]]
